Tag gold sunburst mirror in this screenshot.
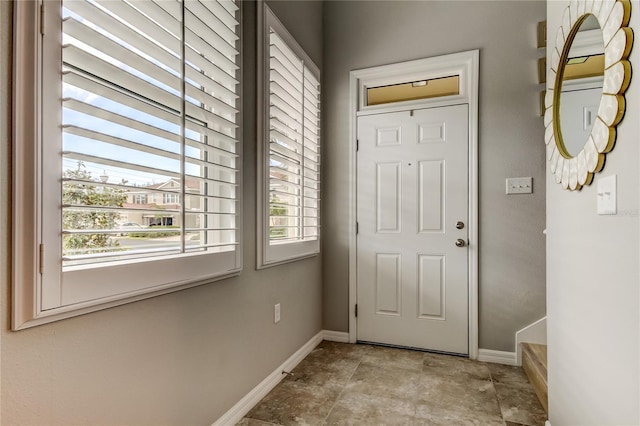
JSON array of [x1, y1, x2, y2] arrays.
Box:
[[545, 0, 633, 190]]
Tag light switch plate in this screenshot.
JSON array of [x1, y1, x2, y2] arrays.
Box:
[[597, 174, 617, 215], [506, 177, 533, 194]]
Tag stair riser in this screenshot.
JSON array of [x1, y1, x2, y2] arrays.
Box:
[[522, 349, 548, 413]]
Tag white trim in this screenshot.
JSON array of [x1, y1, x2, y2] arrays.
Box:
[[569, 28, 605, 58], [561, 75, 603, 91], [545, 421, 552, 426], [478, 349, 518, 366], [515, 316, 547, 365], [348, 50, 479, 358], [348, 71, 359, 344], [212, 331, 324, 426], [322, 330, 350, 343]]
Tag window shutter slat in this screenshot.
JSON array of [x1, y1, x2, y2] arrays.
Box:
[[270, 34, 303, 73], [185, 65, 238, 105], [184, 49, 239, 89], [185, 2, 238, 51], [64, 0, 181, 73], [93, 0, 181, 55], [62, 44, 182, 111], [185, 84, 238, 117], [270, 129, 303, 152], [217, 0, 239, 16], [63, 125, 181, 169], [270, 141, 302, 163], [270, 106, 302, 133], [186, 120, 237, 150], [271, 94, 303, 124], [201, 0, 240, 30], [270, 80, 303, 112], [270, 69, 302, 103], [117, 0, 181, 40], [63, 98, 179, 145], [63, 71, 181, 128], [184, 102, 237, 133]]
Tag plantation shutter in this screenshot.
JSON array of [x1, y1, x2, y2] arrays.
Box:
[[268, 29, 321, 246], [61, 0, 240, 266]]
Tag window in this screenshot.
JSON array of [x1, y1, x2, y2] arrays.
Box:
[[366, 75, 460, 106], [257, 5, 320, 268], [132, 194, 148, 204], [163, 193, 180, 204], [12, 0, 241, 329]]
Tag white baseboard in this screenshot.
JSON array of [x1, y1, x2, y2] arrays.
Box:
[[212, 330, 324, 426], [545, 421, 551, 426], [515, 316, 547, 366], [478, 348, 518, 366], [322, 330, 350, 342]]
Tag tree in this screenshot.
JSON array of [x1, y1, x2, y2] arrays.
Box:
[[269, 195, 288, 238], [62, 162, 128, 254]]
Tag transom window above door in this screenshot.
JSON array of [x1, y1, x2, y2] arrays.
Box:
[[366, 75, 460, 106]]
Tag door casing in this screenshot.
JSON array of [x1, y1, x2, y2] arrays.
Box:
[[348, 50, 480, 359]]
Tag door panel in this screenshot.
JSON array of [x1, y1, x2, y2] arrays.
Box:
[[417, 254, 444, 319], [418, 160, 444, 232], [356, 104, 469, 354], [375, 253, 401, 315], [376, 162, 401, 232]]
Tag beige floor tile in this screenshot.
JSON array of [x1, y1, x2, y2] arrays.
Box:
[[312, 341, 369, 360], [361, 345, 425, 372], [324, 391, 416, 426], [423, 352, 491, 381], [495, 383, 547, 426], [415, 403, 504, 426], [245, 380, 340, 426], [345, 363, 421, 401], [417, 371, 501, 419], [286, 353, 360, 389], [488, 363, 531, 387]]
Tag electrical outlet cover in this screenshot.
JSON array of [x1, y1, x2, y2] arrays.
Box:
[[506, 177, 533, 194], [597, 175, 617, 215]]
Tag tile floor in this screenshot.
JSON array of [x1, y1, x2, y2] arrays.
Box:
[[238, 341, 547, 426]]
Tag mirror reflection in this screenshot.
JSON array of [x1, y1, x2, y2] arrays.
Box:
[[558, 15, 604, 158]]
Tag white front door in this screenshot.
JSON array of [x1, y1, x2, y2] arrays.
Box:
[[356, 104, 469, 354]]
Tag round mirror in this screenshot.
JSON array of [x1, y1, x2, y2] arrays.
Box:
[[545, 0, 633, 191], [557, 15, 604, 158]]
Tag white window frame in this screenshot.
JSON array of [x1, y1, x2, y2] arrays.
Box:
[[256, 3, 320, 268], [12, 0, 243, 330]]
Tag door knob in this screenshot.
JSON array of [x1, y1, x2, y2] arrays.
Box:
[[456, 221, 465, 229], [455, 239, 466, 247]]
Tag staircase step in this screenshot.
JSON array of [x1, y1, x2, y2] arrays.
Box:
[[521, 343, 548, 413]]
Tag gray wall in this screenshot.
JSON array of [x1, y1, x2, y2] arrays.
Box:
[[546, 1, 639, 424], [322, 1, 547, 351], [0, 1, 323, 424]]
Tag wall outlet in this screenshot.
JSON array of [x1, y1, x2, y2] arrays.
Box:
[[506, 177, 533, 194], [274, 303, 281, 323]]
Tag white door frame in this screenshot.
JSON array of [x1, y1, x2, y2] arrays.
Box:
[[348, 50, 479, 359]]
